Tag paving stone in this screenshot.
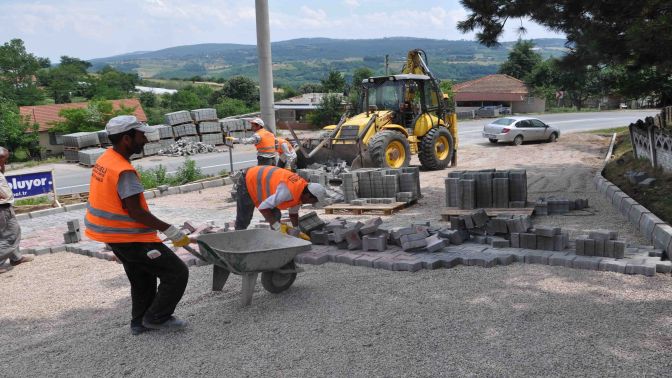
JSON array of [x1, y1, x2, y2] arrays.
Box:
[[310, 230, 330, 245], [418, 254, 443, 269], [359, 217, 383, 235], [588, 230, 612, 241], [393, 259, 424, 272], [489, 237, 510, 249], [436, 253, 464, 268], [353, 253, 383, 267], [64, 203, 87, 212], [571, 256, 601, 270], [535, 226, 560, 237], [536, 235, 555, 251], [524, 250, 550, 265], [424, 234, 446, 253], [652, 224, 672, 252], [613, 241, 626, 259], [507, 249, 530, 263], [510, 233, 520, 248], [625, 261, 657, 276], [593, 239, 605, 257], [520, 233, 537, 249], [343, 229, 362, 250], [372, 256, 397, 270], [548, 252, 571, 266], [597, 258, 616, 271], [619, 197, 638, 217], [334, 252, 362, 265], [655, 260, 672, 273], [639, 213, 665, 243], [584, 239, 595, 256], [362, 233, 388, 252]]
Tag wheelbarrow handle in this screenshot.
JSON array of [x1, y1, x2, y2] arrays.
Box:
[[182, 244, 208, 262]]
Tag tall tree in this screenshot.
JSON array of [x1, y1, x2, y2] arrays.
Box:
[[220, 76, 259, 107], [0, 39, 46, 105], [308, 94, 343, 127], [348, 67, 374, 110], [51, 100, 135, 133], [0, 97, 39, 160], [498, 40, 542, 80], [321, 71, 346, 93]]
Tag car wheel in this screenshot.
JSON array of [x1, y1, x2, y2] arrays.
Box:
[[512, 135, 523, 146], [548, 133, 558, 143], [488, 138, 497, 144]]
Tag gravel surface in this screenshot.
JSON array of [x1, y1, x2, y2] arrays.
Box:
[[3, 132, 670, 376], [2, 253, 671, 376]]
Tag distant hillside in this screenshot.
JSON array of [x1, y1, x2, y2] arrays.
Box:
[[89, 37, 567, 86]]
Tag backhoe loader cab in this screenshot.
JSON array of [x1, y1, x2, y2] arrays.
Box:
[[299, 49, 457, 170]]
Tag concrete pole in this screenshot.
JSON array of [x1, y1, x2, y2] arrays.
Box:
[[255, 0, 276, 133]]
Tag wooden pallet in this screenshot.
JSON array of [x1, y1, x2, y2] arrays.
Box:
[[324, 201, 410, 215], [441, 207, 535, 221]]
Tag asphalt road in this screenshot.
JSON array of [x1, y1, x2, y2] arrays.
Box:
[[9, 110, 659, 195]]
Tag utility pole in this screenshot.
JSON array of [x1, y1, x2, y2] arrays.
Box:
[[385, 54, 389, 75], [255, 0, 276, 133]]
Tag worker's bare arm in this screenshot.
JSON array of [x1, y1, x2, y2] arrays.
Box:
[[123, 194, 171, 231]]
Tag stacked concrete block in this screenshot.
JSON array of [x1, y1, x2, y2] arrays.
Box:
[[340, 173, 359, 203], [576, 230, 625, 258], [298, 211, 326, 234], [424, 234, 446, 252], [534, 199, 548, 216], [190, 108, 218, 123], [155, 125, 174, 139], [536, 196, 590, 215], [143, 142, 162, 156], [400, 233, 428, 251], [474, 172, 494, 208], [460, 179, 476, 209], [444, 177, 461, 208], [63, 219, 82, 244], [548, 199, 571, 214], [489, 236, 510, 249], [486, 216, 510, 235], [401, 167, 421, 199], [200, 133, 224, 146], [180, 135, 200, 143], [97, 130, 111, 146], [492, 178, 509, 208], [197, 121, 222, 134], [63, 132, 101, 149], [362, 232, 388, 251], [383, 174, 399, 199], [508, 170, 527, 204], [356, 170, 372, 198], [165, 111, 193, 126], [396, 192, 414, 203], [77, 147, 107, 167]]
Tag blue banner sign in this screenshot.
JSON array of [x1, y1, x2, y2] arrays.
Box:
[[5, 170, 55, 199]]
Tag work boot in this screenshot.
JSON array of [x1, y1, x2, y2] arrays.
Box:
[[142, 316, 187, 331], [10, 255, 34, 266], [0, 266, 12, 274], [130, 324, 154, 336]]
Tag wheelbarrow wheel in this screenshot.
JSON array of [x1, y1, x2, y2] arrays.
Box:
[[261, 262, 297, 294]]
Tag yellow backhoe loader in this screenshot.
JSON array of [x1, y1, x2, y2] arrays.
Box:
[[297, 49, 458, 170]]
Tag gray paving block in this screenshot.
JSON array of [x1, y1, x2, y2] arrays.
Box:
[[571, 256, 601, 270], [362, 233, 388, 251], [510, 233, 520, 248], [524, 251, 550, 265], [588, 230, 611, 240], [310, 230, 330, 245], [535, 226, 560, 237], [652, 224, 672, 252], [492, 177, 509, 208], [418, 255, 443, 269], [460, 179, 476, 209], [445, 177, 462, 207], [639, 213, 665, 242], [625, 261, 656, 276], [584, 239, 595, 256], [604, 240, 615, 258], [437, 253, 464, 268], [593, 239, 605, 257], [613, 241, 626, 259], [520, 233, 537, 249], [508, 170, 527, 202], [619, 197, 639, 217], [549, 252, 571, 266], [352, 254, 382, 267], [507, 249, 530, 263], [610, 190, 627, 209], [536, 235, 555, 251], [424, 234, 447, 252]]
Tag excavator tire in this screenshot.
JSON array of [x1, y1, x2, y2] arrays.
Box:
[[368, 130, 411, 169], [418, 127, 454, 170]]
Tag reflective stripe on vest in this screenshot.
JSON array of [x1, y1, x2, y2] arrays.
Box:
[[255, 129, 277, 154], [245, 166, 308, 210], [84, 149, 160, 243]]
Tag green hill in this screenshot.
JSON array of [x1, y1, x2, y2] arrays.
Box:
[[89, 37, 567, 85]]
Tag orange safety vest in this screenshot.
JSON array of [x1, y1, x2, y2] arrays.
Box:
[[275, 137, 295, 155], [255, 128, 277, 154], [245, 166, 308, 210], [84, 149, 161, 243]]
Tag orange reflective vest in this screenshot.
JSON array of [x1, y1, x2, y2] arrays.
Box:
[[84, 149, 161, 243], [245, 166, 308, 210], [255, 128, 277, 154], [275, 137, 295, 155]]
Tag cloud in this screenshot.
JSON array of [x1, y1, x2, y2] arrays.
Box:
[[344, 0, 360, 8]]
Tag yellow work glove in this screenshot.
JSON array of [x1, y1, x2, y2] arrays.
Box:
[[163, 225, 191, 248], [226, 136, 237, 142], [278, 223, 310, 240]]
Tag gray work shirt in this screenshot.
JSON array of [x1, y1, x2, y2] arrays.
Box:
[[117, 171, 145, 199], [0, 172, 14, 205]]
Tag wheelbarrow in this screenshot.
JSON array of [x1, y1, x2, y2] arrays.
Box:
[[184, 229, 312, 306]]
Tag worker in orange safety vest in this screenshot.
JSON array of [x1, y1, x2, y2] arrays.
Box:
[[85, 115, 193, 336], [275, 137, 298, 171], [233, 165, 328, 231], [226, 117, 277, 166]]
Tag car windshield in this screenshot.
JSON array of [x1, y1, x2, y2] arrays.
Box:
[[492, 118, 515, 126]]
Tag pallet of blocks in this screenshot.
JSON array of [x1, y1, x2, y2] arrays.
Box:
[[78, 147, 107, 167], [221, 118, 250, 140], [62, 132, 102, 163], [164, 110, 197, 138], [191, 108, 224, 145]]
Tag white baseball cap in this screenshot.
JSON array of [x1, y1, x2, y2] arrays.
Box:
[[106, 115, 154, 135], [307, 183, 328, 206], [249, 117, 265, 128]]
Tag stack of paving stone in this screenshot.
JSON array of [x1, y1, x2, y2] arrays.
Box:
[[444, 169, 527, 209], [191, 108, 224, 146], [576, 230, 626, 258], [62, 131, 102, 163], [97, 130, 111, 147], [336, 167, 420, 205], [221, 118, 251, 139], [534, 197, 590, 215], [298, 211, 326, 234], [152, 124, 176, 151], [141, 125, 163, 157], [77, 147, 107, 167], [511, 226, 569, 251], [63, 219, 82, 244], [445, 208, 536, 249], [165, 110, 198, 140]]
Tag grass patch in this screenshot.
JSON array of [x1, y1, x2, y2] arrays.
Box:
[[136, 158, 207, 189], [14, 196, 51, 206], [603, 133, 672, 224], [585, 126, 629, 136], [545, 106, 601, 113], [15, 156, 64, 169]]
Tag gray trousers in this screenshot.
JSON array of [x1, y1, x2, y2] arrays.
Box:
[[0, 206, 22, 265], [234, 172, 280, 230]]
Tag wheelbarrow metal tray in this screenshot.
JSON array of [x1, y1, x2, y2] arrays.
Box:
[[197, 229, 312, 273]]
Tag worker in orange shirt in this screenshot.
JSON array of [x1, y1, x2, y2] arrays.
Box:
[[234, 165, 328, 231], [275, 137, 298, 171], [227, 117, 277, 166], [85, 115, 193, 336]]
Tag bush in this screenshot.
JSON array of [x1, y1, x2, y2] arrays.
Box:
[[136, 158, 205, 189]]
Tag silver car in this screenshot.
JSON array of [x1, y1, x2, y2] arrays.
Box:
[[482, 116, 560, 146]]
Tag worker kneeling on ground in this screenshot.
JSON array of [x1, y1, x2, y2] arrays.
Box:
[[227, 117, 277, 166], [234, 166, 327, 233], [275, 137, 297, 171], [85, 115, 193, 336]]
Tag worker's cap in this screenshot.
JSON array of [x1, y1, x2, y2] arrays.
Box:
[[307, 183, 328, 207], [249, 117, 265, 128], [106, 115, 153, 135]]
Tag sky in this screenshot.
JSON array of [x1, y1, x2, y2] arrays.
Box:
[[0, 0, 564, 61]]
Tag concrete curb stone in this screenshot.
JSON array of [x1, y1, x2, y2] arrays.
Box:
[[619, 197, 639, 217], [29, 207, 65, 218], [628, 205, 650, 226], [64, 203, 87, 211], [652, 224, 672, 252]]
